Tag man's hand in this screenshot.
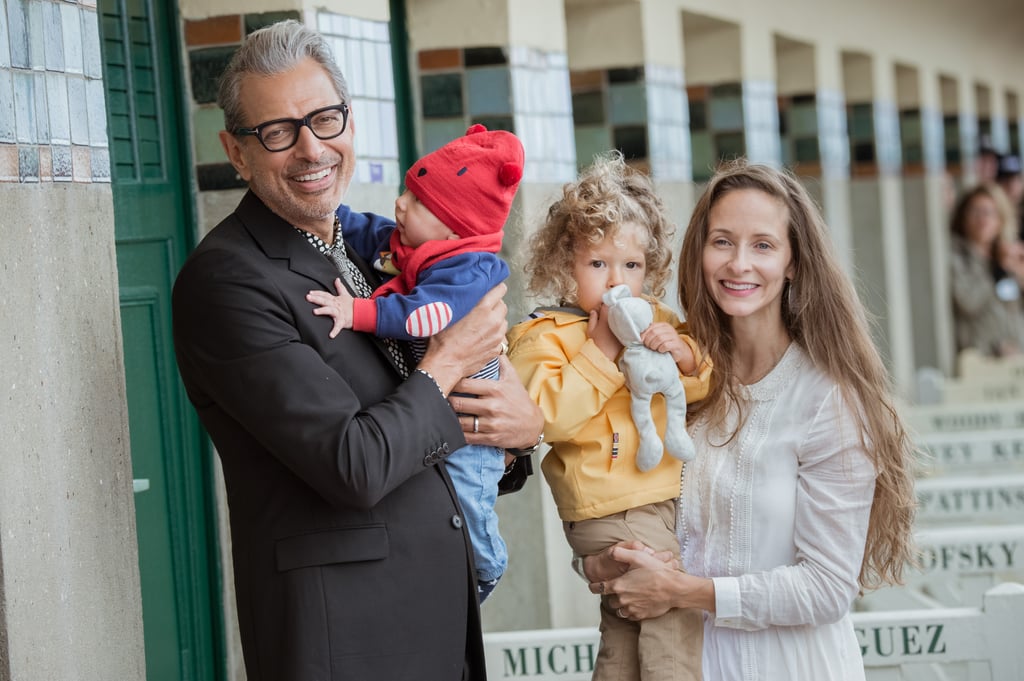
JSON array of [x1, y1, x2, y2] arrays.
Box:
[[419, 284, 508, 395], [450, 355, 544, 449]]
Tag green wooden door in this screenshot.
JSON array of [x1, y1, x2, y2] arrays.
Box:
[[99, 1, 222, 679]]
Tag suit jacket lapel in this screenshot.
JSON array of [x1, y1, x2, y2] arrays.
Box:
[[234, 190, 412, 375]]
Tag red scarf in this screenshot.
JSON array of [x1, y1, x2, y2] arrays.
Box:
[[372, 230, 504, 299]]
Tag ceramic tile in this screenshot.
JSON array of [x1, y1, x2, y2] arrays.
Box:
[[46, 73, 69, 144], [82, 9, 102, 79], [421, 118, 467, 154], [52, 144, 72, 181], [244, 11, 300, 35], [465, 47, 506, 68], [709, 96, 743, 131], [0, 6, 9, 69], [608, 82, 647, 126], [345, 39, 364, 96], [848, 103, 874, 140], [87, 78, 107, 145], [794, 137, 820, 162], [192, 106, 227, 164], [61, 3, 83, 74], [467, 67, 511, 117], [196, 162, 246, 191], [189, 46, 236, 105], [33, 72, 49, 142], [572, 91, 604, 126], [91, 146, 110, 181], [0, 72, 14, 143], [570, 70, 603, 90], [360, 40, 379, 99], [376, 42, 394, 100], [690, 130, 715, 181], [418, 49, 461, 71], [0, 144, 18, 182], [44, 2, 65, 71], [68, 76, 88, 145], [13, 71, 37, 143], [356, 98, 383, 157], [613, 124, 647, 160], [379, 100, 397, 158], [608, 67, 643, 85], [185, 16, 242, 47], [28, 2, 45, 69], [7, 0, 29, 68], [38, 146, 52, 180], [574, 125, 612, 169], [470, 116, 513, 134], [19, 145, 39, 182], [421, 73, 463, 119], [788, 101, 818, 136], [72, 144, 91, 182]]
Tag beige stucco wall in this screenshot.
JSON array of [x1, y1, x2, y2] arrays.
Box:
[[0, 184, 143, 680]]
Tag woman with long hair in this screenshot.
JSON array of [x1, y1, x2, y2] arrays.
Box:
[[585, 160, 918, 680]]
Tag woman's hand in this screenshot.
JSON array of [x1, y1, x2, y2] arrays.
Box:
[[449, 355, 544, 449], [587, 543, 715, 621], [582, 541, 676, 582]]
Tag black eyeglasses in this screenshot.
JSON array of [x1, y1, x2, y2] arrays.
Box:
[[233, 104, 349, 152]]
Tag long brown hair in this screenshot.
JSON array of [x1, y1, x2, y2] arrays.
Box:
[[678, 159, 917, 589]]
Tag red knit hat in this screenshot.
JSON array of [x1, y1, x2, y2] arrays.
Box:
[[404, 124, 525, 238]]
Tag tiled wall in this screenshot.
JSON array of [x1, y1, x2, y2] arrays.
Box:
[[418, 44, 576, 184], [186, 10, 401, 192], [1, 0, 109, 184]]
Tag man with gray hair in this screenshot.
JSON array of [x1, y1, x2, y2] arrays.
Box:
[[173, 19, 542, 681]]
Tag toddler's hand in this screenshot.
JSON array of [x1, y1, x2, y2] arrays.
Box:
[[306, 278, 355, 338], [587, 305, 623, 361], [641, 322, 685, 358]]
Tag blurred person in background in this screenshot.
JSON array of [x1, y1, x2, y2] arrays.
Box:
[[949, 183, 1024, 358]]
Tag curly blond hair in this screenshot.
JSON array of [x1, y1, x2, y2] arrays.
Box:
[[524, 152, 674, 304], [678, 159, 919, 589]]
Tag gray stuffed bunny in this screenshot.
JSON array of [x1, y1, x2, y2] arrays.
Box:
[[602, 284, 696, 472]]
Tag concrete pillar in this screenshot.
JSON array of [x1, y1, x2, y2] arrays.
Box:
[[842, 50, 916, 396], [407, 0, 578, 632], [815, 45, 854, 274], [738, 22, 781, 166], [873, 57, 916, 395], [0, 184, 144, 681], [919, 70, 956, 376]]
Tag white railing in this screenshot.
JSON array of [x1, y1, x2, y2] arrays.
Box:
[[482, 583, 1024, 680]]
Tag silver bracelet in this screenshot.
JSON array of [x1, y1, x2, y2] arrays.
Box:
[[414, 368, 446, 399]]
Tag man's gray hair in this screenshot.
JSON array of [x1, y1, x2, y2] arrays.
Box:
[[217, 19, 350, 132]]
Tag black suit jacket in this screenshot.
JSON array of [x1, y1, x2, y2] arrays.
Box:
[[172, 191, 486, 681]]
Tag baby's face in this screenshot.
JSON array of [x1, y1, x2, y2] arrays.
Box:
[[394, 190, 457, 247], [571, 222, 647, 312]]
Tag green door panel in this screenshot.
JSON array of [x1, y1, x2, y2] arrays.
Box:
[[99, 0, 222, 678]]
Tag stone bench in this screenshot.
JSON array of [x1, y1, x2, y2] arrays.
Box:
[[904, 401, 1024, 435], [482, 583, 1024, 680], [914, 428, 1024, 474], [857, 524, 1024, 611], [916, 474, 1024, 525]]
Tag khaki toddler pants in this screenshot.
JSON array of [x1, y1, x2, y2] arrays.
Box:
[[564, 499, 702, 681]]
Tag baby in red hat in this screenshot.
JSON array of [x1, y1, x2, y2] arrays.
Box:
[[307, 124, 524, 602]]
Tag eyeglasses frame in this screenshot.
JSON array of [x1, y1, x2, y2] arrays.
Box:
[[232, 103, 349, 152]]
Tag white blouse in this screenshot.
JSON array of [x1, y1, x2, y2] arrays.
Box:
[[679, 343, 876, 681]]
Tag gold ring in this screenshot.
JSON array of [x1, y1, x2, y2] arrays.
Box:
[[472, 416, 479, 434]]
